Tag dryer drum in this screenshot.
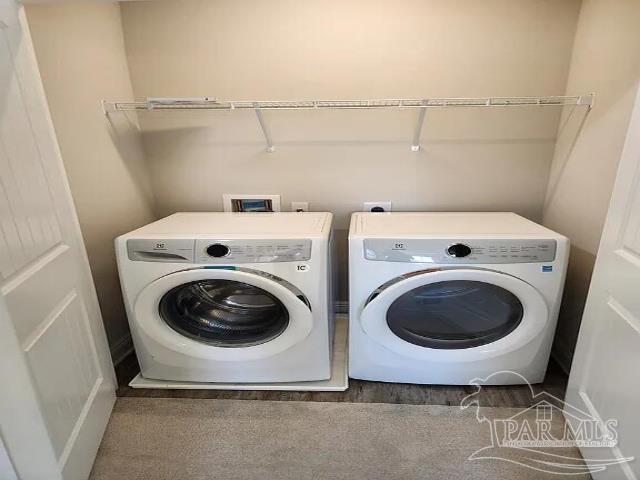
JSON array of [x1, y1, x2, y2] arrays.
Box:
[[386, 280, 523, 349], [159, 279, 290, 347]]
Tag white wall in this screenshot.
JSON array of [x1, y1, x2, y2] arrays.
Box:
[[25, 3, 157, 362], [120, 0, 581, 300], [543, 0, 640, 371]]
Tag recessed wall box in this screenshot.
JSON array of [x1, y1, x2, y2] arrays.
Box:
[[223, 194, 281, 212]]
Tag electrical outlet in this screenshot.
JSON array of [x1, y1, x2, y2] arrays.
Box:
[[291, 201, 309, 212], [364, 201, 392, 213]]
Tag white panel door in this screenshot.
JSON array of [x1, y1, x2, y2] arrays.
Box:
[[565, 83, 640, 479], [0, 2, 116, 480]]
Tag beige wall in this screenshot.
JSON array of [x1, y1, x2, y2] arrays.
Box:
[[20, 0, 640, 372], [25, 3, 157, 362], [120, 0, 581, 301], [543, 0, 640, 372]]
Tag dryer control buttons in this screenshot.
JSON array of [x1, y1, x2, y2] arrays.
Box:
[[206, 243, 230, 258], [364, 238, 557, 264], [446, 244, 472, 258]]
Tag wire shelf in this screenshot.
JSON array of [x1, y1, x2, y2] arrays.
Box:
[[104, 94, 593, 112], [102, 94, 594, 152]]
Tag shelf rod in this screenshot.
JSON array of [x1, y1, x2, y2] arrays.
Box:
[[254, 103, 275, 153], [411, 100, 427, 152]]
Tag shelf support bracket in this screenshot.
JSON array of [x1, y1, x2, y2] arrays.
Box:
[[101, 100, 116, 115], [411, 100, 427, 152], [254, 103, 275, 153]]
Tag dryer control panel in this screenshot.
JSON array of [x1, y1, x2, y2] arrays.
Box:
[[126, 238, 312, 263], [364, 238, 557, 264]]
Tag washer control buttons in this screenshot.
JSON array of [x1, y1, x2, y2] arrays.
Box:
[[206, 243, 230, 258], [447, 243, 472, 258]]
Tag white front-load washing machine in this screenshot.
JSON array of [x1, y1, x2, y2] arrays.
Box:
[[116, 212, 334, 383], [349, 212, 569, 385]]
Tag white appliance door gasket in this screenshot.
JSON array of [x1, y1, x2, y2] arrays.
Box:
[[360, 268, 548, 362], [134, 267, 314, 361]]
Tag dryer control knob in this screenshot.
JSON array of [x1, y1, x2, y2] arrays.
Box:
[[206, 243, 230, 258], [447, 243, 472, 258]]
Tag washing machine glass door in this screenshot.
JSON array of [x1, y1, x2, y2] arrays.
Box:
[[360, 268, 548, 361], [134, 267, 314, 361]]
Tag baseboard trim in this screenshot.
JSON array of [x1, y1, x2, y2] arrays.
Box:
[[110, 333, 134, 366]]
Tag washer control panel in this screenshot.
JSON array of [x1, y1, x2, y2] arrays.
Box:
[[196, 239, 312, 263], [364, 238, 557, 264], [127, 238, 312, 263]]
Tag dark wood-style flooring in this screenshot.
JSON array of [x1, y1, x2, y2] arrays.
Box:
[[116, 352, 568, 408]]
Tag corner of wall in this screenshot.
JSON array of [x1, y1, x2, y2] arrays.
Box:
[[25, 3, 158, 364], [542, 0, 640, 372]]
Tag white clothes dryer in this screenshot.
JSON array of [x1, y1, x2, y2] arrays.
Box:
[[348, 212, 569, 385]]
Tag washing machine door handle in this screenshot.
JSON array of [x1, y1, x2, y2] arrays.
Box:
[[360, 268, 549, 362], [232, 267, 312, 311]]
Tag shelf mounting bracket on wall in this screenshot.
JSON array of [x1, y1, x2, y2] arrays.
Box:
[[411, 100, 428, 152], [253, 103, 275, 153]]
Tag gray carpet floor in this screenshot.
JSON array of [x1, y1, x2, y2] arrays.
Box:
[[90, 398, 591, 480]]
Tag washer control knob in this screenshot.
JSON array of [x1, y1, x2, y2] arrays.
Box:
[[206, 243, 230, 258], [447, 243, 472, 258]]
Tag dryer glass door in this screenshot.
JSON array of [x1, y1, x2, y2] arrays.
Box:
[[159, 279, 289, 347], [386, 280, 523, 349], [360, 268, 548, 361]]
